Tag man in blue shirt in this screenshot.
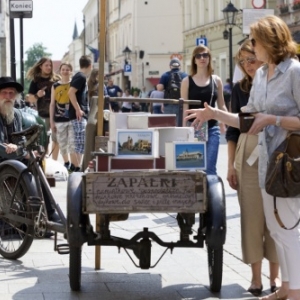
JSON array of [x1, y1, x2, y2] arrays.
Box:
[[157, 58, 187, 126], [106, 78, 123, 112]]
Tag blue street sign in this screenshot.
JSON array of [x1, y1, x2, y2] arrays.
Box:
[[124, 64, 132, 73], [196, 37, 208, 46]]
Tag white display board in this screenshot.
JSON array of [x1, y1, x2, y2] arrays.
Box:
[[242, 9, 274, 35]]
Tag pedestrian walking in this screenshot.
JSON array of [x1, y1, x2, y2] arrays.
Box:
[[185, 15, 300, 300], [67, 55, 92, 172], [226, 40, 279, 297], [181, 45, 227, 175], [157, 58, 187, 125], [26, 57, 60, 160], [50, 62, 78, 172]]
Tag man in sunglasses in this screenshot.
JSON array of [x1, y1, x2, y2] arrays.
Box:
[[157, 58, 188, 126]]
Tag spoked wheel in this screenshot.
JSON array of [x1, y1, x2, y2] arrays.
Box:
[[0, 167, 37, 259], [206, 244, 223, 293], [69, 246, 82, 291]]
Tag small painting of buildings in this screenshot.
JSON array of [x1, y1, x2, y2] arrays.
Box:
[[175, 143, 206, 169], [117, 130, 153, 156]]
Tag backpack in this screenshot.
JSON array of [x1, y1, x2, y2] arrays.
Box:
[[164, 71, 182, 99]]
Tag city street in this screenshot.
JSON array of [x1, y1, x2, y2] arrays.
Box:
[[0, 135, 271, 300]]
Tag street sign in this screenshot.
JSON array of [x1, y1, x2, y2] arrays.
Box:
[[124, 63, 132, 76], [196, 37, 207, 46], [124, 63, 132, 75], [10, 0, 33, 18]]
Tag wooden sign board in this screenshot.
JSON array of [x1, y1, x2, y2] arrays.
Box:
[[83, 171, 207, 214]]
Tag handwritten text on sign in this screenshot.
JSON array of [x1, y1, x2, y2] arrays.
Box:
[[83, 171, 206, 213]]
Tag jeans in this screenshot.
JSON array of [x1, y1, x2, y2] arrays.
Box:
[[153, 105, 163, 114], [164, 104, 180, 126], [205, 125, 220, 175]]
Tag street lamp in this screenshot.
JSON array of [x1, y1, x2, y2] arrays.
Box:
[[222, 1, 239, 89], [122, 46, 132, 63]]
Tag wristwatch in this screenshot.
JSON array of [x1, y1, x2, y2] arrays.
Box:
[[275, 116, 281, 127]]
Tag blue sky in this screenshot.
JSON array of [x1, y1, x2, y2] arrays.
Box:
[[14, 0, 88, 60]]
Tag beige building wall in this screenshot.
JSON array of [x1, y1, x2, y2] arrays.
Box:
[[183, 0, 277, 84], [106, 0, 184, 91], [0, 0, 11, 76]]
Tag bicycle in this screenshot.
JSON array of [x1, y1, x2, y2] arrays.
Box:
[[0, 124, 67, 259]]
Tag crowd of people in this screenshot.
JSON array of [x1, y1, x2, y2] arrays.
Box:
[[1, 14, 300, 300]]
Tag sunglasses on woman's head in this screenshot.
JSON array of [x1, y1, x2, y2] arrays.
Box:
[[239, 57, 257, 66], [195, 53, 209, 59]]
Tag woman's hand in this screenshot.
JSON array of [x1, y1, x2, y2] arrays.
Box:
[[185, 102, 216, 130], [36, 86, 47, 98], [247, 113, 269, 135], [227, 166, 238, 190], [3, 143, 18, 154]]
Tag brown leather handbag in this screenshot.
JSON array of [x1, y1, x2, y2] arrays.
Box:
[[265, 132, 300, 229]]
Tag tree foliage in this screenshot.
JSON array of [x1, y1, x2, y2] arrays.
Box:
[[22, 43, 52, 93], [24, 43, 51, 71]]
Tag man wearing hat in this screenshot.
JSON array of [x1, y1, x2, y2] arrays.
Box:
[[0, 77, 25, 160], [157, 58, 187, 126], [0, 76, 60, 225]]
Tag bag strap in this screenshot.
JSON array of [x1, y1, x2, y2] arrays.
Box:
[[209, 76, 215, 106], [273, 196, 300, 230]]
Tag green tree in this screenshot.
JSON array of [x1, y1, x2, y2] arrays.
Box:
[[22, 43, 52, 94]]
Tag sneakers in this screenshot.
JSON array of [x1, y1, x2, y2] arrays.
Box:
[[64, 161, 70, 169], [68, 164, 81, 173]]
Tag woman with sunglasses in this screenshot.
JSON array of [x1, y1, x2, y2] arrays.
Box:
[[186, 15, 300, 300], [226, 40, 279, 297], [181, 45, 227, 175]]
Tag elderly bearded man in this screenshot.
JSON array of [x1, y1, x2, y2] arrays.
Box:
[[0, 76, 60, 226]]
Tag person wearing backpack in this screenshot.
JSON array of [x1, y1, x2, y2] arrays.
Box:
[[157, 58, 187, 126]]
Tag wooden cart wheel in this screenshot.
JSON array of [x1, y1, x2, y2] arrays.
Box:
[[206, 244, 223, 292], [69, 246, 82, 291]]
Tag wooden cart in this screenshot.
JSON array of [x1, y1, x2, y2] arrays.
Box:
[[66, 167, 226, 292]]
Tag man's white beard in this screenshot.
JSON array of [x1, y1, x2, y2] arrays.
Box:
[[0, 101, 14, 124]]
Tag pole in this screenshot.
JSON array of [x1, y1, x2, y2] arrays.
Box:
[[95, 0, 107, 271], [229, 27, 233, 90], [20, 17, 24, 89], [142, 62, 144, 86], [9, 18, 16, 80]]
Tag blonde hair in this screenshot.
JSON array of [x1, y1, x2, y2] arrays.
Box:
[[26, 57, 60, 82], [189, 45, 213, 77], [250, 15, 297, 64], [235, 40, 256, 93]]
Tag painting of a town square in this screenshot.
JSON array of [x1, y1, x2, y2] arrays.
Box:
[[175, 142, 206, 170], [117, 130, 154, 157]]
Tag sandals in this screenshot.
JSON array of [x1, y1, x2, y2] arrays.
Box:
[[259, 290, 288, 300], [248, 285, 263, 297]]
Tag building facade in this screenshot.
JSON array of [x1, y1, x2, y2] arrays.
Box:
[[0, 0, 12, 76], [79, 0, 278, 90]]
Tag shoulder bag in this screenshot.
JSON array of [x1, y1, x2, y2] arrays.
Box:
[[265, 132, 300, 229]]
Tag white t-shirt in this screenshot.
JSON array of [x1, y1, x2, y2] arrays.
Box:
[[122, 94, 133, 109]]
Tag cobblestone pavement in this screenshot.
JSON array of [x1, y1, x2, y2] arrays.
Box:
[[0, 135, 272, 300]]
